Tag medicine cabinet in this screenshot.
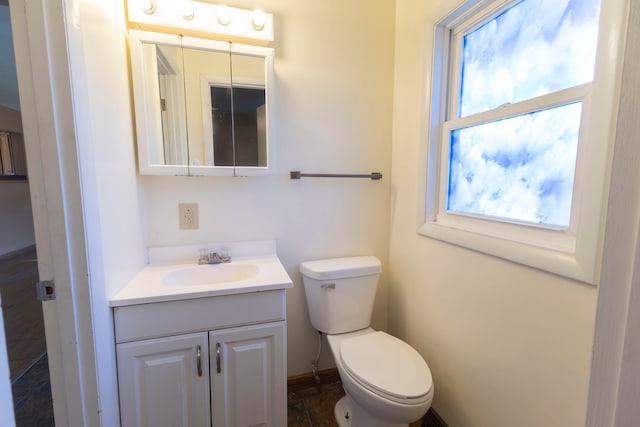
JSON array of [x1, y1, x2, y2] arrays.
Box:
[[129, 30, 275, 176]]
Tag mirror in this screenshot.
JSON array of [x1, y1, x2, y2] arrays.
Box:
[[129, 30, 274, 176]]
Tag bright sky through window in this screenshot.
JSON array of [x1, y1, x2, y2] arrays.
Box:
[[459, 0, 601, 117], [446, 0, 601, 227], [448, 102, 582, 227]]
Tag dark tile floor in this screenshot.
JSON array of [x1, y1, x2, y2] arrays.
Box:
[[0, 246, 46, 381], [287, 378, 442, 427], [11, 353, 54, 427], [1, 246, 53, 426], [288, 378, 346, 426]]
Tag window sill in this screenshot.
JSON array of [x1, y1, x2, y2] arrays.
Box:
[[418, 220, 598, 284]]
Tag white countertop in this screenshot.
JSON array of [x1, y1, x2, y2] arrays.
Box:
[[110, 241, 293, 307]]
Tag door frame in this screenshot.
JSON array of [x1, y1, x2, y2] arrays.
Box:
[[586, 1, 640, 425], [7, 0, 99, 425]]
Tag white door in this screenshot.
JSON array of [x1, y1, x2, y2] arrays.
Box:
[[4, 1, 99, 425], [0, 294, 15, 427], [210, 322, 286, 427], [117, 332, 210, 427]]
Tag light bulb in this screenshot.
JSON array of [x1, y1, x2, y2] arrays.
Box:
[[251, 9, 265, 31], [180, 0, 195, 20], [217, 5, 231, 26], [141, 0, 155, 14]]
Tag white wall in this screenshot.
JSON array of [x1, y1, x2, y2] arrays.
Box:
[[62, 1, 147, 424], [143, 0, 396, 375], [0, 106, 22, 133], [0, 182, 35, 256], [388, 1, 607, 426], [0, 106, 33, 257]]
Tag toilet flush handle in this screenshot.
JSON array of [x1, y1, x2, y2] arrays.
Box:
[[321, 282, 335, 290]]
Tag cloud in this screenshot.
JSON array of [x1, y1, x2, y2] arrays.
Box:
[[459, 0, 600, 117], [448, 103, 582, 226], [446, 0, 599, 226]]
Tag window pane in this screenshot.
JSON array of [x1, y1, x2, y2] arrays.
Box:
[[447, 102, 582, 227], [459, 0, 601, 117]]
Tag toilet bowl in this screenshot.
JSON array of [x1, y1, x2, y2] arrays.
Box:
[[327, 328, 433, 427], [300, 256, 434, 427]]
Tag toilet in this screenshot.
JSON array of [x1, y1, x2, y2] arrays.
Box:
[[300, 256, 433, 427]]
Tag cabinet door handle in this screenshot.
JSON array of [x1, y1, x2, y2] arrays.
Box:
[[216, 342, 222, 373], [196, 345, 202, 377]]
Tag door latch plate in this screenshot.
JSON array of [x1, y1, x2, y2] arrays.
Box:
[[36, 280, 56, 301]]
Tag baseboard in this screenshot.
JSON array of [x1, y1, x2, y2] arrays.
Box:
[[423, 407, 448, 427], [287, 367, 341, 393], [0, 244, 36, 262]]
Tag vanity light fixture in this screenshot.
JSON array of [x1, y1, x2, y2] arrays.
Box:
[[251, 9, 266, 31], [217, 5, 231, 26], [140, 0, 155, 14], [127, 0, 274, 42]]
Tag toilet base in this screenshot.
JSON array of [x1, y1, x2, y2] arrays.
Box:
[[334, 395, 410, 427], [335, 396, 352, 427]]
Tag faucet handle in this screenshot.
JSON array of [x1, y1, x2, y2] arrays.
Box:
[[218, 247, 231, 263], [198, 249, 210, 264]]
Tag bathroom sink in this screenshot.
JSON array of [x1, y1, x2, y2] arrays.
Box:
[[162, 263, 260, 287], [110, 241, 295, 306]]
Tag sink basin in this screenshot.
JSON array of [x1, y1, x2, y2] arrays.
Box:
[[162, 264, 260, 287]]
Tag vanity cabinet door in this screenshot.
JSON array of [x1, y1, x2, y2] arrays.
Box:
[[117, 332, 210, 427], [209, 322, 286, 427]]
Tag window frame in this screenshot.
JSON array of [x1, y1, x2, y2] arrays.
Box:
[[418, 0, 625, 284]]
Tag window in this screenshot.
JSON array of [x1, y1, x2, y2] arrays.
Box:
[[419, 0, 623, 283], [0, 131, 27, 180]]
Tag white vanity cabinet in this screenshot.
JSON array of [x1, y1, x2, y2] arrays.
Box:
[[210, 323, 285, 427], [116, 332, 211, 427], [113, 290, 287, 427]]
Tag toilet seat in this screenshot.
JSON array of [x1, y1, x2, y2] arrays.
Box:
[[339, 331, 432, 404]]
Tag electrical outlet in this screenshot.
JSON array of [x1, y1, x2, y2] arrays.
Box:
[[179, 203, 199, 230]]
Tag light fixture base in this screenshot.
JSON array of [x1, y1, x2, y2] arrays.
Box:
[[127, 0, 274, 42]]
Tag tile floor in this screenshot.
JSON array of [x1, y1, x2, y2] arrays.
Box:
[[1, 246, 53, 426], [0, 246, 46, 381], [11, 353, 54, 427], [287, 376, 440, 427], [288, 378, 346, 426]]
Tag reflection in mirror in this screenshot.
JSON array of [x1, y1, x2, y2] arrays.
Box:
[[206, 52, 267, 167], [183, 46, 231, 167], [209, 86, 266, 166], [201, 50, 267, 168], [230, 52, 267, 167], [228, 86, 266, 167], [154, 44, 188, 165], [210, 86, 233, 166]]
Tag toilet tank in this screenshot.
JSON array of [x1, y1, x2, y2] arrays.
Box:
[[300, 256, 381, 334]]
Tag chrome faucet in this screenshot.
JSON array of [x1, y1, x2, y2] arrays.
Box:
[[198, 250, 231, 265]]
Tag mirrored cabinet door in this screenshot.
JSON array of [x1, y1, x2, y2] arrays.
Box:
[[182, 45, 232, 172], [229, 52, 268, 169], [155, 43, 188, 166], [129, 30, 274, 176]]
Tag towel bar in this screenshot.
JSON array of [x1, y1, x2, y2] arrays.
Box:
[[290, 171, 382, 180]]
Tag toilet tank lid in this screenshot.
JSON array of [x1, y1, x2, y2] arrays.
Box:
[[300, 256, 381, 280]]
